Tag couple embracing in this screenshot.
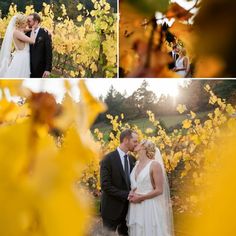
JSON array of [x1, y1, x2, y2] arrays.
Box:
[[0, 13, 52, 78], [100, 129, 174, 236]]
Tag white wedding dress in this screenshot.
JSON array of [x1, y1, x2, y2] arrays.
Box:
[[0, 15, 31, 78], [3, 42, 30, 78], [127, 149, 174, 236], [175, 56, 188, 77]]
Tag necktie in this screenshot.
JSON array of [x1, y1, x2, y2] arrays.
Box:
[[124, 155, 130, 187]]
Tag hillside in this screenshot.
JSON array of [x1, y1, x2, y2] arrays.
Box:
[[92, 111, 209, 138]]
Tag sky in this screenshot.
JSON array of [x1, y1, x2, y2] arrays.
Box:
[[22, 79, 189, 103]]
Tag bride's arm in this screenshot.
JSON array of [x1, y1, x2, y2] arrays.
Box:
[[14, 30, 36, 44], [183, 57, 188, 71]]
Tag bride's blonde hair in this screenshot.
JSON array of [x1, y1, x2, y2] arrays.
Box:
[[15, 14, 27, 29], [140, 139, 156, 159]]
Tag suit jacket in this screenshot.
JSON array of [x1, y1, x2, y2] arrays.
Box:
[[26, 28, 52, 78], [100, 150, 136, 220], [168, 51, 179, 69]]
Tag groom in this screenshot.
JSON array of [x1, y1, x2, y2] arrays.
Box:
[[100, 129, 138, 235], [168, 44, 179, 70], [27, 13, 52, 78]]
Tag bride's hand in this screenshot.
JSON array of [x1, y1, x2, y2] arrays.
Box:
[[130, 193, 144, 203], [128, 188, 137, 200]]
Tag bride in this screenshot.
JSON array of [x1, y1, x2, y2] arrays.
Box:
[[173, 47, 189, 78], [0, 14, 36, 78], [127, 140, 174, 236]]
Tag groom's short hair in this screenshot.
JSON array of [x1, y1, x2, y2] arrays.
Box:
[[30, 13, 41, 23], [120, 129, 136, 143]]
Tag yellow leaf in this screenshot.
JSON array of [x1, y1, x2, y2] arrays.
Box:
[[182, 119, 192, 129], [190, 111, 196, 119], [77, 3, 83, 11], [78, 81, 107, 132], [177, 104, 187, 114]]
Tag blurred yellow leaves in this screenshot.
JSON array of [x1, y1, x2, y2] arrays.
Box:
[[78, 81, 107, 131], [194, 56, 225, 78], [0, 80, 23, 95], [0, 99, 30, 124], [120, 0, 236, 78], [0, 80, 106, 235], [119, 0, 197, 77], [192, 121, 236, 236], [193, 0, 236, 77]]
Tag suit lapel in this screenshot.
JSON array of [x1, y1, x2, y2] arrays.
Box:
[[114, 150, 129, 188], [34, 28, 43, 47]]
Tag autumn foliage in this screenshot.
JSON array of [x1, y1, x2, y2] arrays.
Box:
[[0, 80, 236, 235], [0, 0, 117, 78], [120, 0, 236, 78]]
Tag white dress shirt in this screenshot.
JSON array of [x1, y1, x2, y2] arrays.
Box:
[[117, 147, 130, 173], [172, 51, 176, 60], [34, 27, 40, 38]]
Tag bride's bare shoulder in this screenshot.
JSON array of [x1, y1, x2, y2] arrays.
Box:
[[150, 161, 162, 171]]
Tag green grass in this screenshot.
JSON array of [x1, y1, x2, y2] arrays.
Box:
[[92, 111, 210, 135]]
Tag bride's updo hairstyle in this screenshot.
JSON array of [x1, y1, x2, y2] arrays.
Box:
[[141, 139, 156, 160], [15, 14, 27, 29], [178, 46, 187, 56]]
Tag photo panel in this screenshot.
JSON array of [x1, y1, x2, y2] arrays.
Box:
[[0, 79, 236, 235], [119, 0, 236, 78], [0, 0, 118, 79]]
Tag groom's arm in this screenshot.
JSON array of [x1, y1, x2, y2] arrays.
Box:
[[44, 31, 52, 73], [100, 156, 129, 202]]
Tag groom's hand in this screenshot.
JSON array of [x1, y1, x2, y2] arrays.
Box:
[[43, 71, 50, 78], [130, 193, 144, 204]]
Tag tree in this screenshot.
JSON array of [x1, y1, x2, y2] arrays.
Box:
[[131, 80, 157, 117], [104, 86, 126, 117], [213, 81, 236, 104]]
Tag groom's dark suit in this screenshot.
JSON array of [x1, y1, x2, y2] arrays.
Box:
[[26, 28, 52, 78], [168, 51, 179, 69], [100, 149, 136, 235]]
